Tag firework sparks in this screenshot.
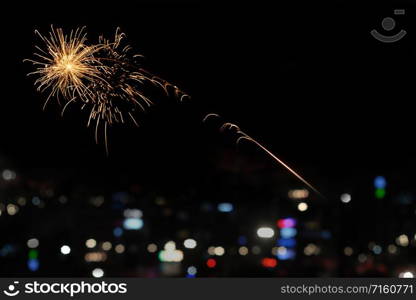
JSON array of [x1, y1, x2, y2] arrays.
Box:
[[26, 25, 318, 195], [204, 113, 323, 197], [26, 26, 189, 154], [86, 28, 189, 152], [24, 26, 103, 109]]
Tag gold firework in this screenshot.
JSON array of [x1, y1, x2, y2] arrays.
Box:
[[26, 26, 189, 154], [26, 27, 321, 196], [85, 28, 189, 153], [204, 113, 323, 197], [25, 26, 103, 109]]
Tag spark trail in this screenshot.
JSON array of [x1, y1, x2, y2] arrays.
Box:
[[204, 113, 323, 197]]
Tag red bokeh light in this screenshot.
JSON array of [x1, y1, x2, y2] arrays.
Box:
[[261, 257, 278, 268], [206, 258, 217, 268], [277, 218, 296, 229]]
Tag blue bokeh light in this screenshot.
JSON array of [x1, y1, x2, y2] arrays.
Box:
[[123, 218, 143, 230], [374, 176, 387, 189], [217, 203, 234, 213]]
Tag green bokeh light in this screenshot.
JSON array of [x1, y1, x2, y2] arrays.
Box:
[[375, 188, 386, 199], [28, 249, 38, 259]]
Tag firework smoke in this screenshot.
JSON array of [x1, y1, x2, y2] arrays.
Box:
[[203, 113, 323, 197], [25, 26, 189, 154]]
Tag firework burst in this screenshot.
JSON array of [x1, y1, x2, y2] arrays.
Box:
[[26, 27, 320, 195], [24, 26, 103, 109], [26, 26, 189, 154]]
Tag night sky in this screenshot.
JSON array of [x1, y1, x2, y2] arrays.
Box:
[[2, 1, 415, 177], [0, 0, 415, 277], [0, 1, 414, 177]]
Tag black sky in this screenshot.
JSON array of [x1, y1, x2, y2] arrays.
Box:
[[1, 0, 415, 188]]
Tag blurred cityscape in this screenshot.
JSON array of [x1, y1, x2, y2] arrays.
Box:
[[0, 149, 415, 278]]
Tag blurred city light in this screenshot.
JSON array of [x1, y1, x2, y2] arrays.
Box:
[[113, 227, 123, 237], [165, 241, 176, 251], [257, 227, 275, 238], [7, 204, 19, 216], [261, 257, 277, 268], [159, 250, 184, 262], [375, 188, 386, 199], [252, 246, 261, 255], [84, 252, 107, 262], [123, 209, 143, 219], [280, 228, 297, 239], [217, 202, 234, 213], [374, 176, 387, 189], [27, 249, 39, 273], [276, 247, 296, 260], [147, 243, 158, 253], [123, 218, 143, 230], [276, 215, 297, 260], [184, 238, 197, 249], [288, 189, 309, 199], [277, 218, 296, 228], [297, 202, 308, 212], [27, 238, 39, 249], [399, 271, 415, 278], [92, 268, 104, 278], [277, 238, 296, 248], [388, 244, 398, 254], [340, 193, 352, 203], [0, 150, 414, 278], [28, 249, 38, 260], [158, 241, 184, 262], [17, 197, 27, 206], [344, 246, 353, 256], [206, 258, 216, 268], [85, 239, 97, 249], [27, 258, 39, 272], [358, 254, 367, 263], [32, 197, 41, 206], [187, 266, 197, 276], [90, 196, 104, 207], [207, 246, 216, 255], [304, 243, 320, 256], [102, 241, 112, 251], [123, 208, 143, 231], [0, 244, 16, 257], [2, 169, 16, 181], [271, 246, 281, 256], [374, 176, 387, 199], [115, 244, 125, 254], [238, 246, 249, 256], [372, 245, 382, 255], [60, 245, 71, 255], [238, 236, 247, 245], [214, 246, 225, 256], [396, 234, 409, 247]]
